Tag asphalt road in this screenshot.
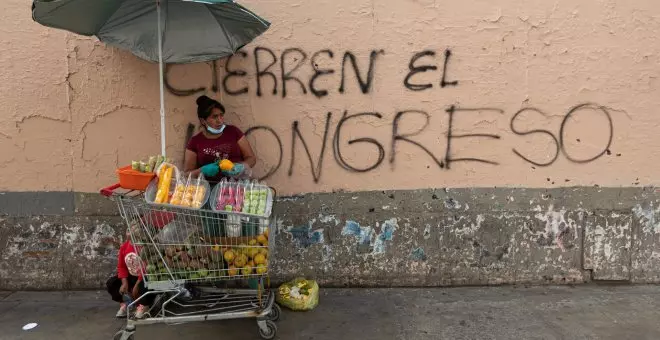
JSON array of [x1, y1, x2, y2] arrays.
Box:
[[1, 285, 660, 340]]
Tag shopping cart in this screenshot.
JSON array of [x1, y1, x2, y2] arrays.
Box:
[[101, 182, 281, 340]]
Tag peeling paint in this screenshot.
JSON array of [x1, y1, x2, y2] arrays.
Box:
[[533, 205, 579, 249], [342, 220, 374, 246], [318, 213, 340, 226], [373, 218, 397, 254], [61, 223, 118, 260], [444, 198, 462, 209], [633, 204, 660, 233], [286, 222, 325, 248], [451, 214, 484, 237], [342, 218, 398, 255], [6, 222, 59, 257], [423, 224, 431, 240], [410, 247, 427, 261], [4, 186, 660, 290]]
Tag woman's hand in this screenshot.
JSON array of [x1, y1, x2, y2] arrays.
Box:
[[200, 163, 220, 177]]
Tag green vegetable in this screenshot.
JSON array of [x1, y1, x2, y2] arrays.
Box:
[[147, 156, 157, 173], [154, 155, 164, 172]]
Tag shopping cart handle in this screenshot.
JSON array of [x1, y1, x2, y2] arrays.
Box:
[[100, 183, 121, 197]]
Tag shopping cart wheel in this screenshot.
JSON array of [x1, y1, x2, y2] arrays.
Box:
[[266, 303, 281, 322], [258, 320, 277, 340], [113, 329, 134, 340]]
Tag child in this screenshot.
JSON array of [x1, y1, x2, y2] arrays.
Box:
[[106, 222, 153, 319]]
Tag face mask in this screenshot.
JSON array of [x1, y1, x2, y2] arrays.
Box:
[[206, 124, 225, 135]]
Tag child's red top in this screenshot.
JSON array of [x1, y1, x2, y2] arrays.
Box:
[[117, 240, 143, 281]]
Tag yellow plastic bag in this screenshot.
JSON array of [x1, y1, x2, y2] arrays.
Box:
[[275, 277, 319, 311]]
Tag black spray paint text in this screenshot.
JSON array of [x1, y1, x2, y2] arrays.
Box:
[[164, 47, 616, 182], [246, 103, 614, 182], [165, 46, 458, 97]]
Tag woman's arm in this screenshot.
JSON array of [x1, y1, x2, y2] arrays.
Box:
[[184, 149, 201, 176], [237, 136, 257, 168]]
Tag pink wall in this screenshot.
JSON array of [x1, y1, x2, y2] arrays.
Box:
[[1, 0, 658, 195]]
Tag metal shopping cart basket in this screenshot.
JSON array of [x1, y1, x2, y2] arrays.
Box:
[[101, 180, 281, 340]]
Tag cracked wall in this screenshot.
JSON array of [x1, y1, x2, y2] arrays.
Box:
[[1, 0, 660, 289], [0, 0, 659, 194], [2, 187, 660, 290]]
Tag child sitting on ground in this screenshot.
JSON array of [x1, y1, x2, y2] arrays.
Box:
[[106, 221, 153, 319]]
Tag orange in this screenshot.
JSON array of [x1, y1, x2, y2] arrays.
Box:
[[254, 253, 266, 265], [223, 250, 235, 263], [219, 159, 234, 171], [256, 264, 267, 275]]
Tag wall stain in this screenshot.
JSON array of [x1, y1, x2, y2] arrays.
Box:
[[342, 218, 398, 255], [286, 223, 325, 248], [410, 247, 427, 261]]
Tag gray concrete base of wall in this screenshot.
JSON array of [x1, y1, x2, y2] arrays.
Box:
[[1, 187, 659, 290]]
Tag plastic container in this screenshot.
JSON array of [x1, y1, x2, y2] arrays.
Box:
[[116, 165, 155, 191], [145, 174, 211, 209], [209, 179, 274, 218]]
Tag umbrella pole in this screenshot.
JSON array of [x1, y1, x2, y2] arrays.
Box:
[[157, 0, 167, 157]]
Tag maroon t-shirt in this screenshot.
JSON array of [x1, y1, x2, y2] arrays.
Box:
[[186, 125, 245, 182]]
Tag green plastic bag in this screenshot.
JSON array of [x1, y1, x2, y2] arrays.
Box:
[[275, 277, 319, 311]]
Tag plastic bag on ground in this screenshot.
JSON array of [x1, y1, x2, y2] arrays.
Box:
[[275, 277, 319, 311]]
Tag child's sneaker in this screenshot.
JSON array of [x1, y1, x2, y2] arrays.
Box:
[[135, 304, 149, 319], [116, 303, 127, 318]]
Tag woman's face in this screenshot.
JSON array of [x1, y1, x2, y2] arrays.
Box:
[[203, 107, 224, 129]]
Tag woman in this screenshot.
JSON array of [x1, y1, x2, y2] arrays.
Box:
[[184, 95, 256, 183]]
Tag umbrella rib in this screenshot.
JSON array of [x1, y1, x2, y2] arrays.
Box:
[[234, 4, 270, 27], [207, 3, 269, 52], [206, 6, 236, 52], [95, 0, 134, 38]]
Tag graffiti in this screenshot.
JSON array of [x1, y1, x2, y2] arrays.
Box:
[[309, 50, 335, 98], [255, 47, 278, 97], [223, 51, 248, 96], [511, 103, 614, 167], [510, 107, 559, 167], [559, 103, 614, 164], [245, 104, 615, 182], [334, 111, 385, 173], [338, 50, 385, 95], [390, 110, 444, 168], [445, 106, 503, 169], [166, 46, 385, 98], [281, 48, 308, 98], [288, 112, 333, 183], [163, 47, 618, 182], [404, 49, 458, 91]]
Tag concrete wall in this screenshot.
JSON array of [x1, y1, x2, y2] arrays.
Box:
[[2, 188, 660, 290], [1, 0, 660, 289]]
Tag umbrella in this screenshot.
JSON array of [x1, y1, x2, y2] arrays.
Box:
[[32, 0, 270, 156]]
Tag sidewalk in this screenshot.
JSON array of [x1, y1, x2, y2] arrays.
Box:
[[1, 285, 660, 340]]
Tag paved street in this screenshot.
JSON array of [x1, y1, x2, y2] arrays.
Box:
[[1, 285, 660, 340]]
